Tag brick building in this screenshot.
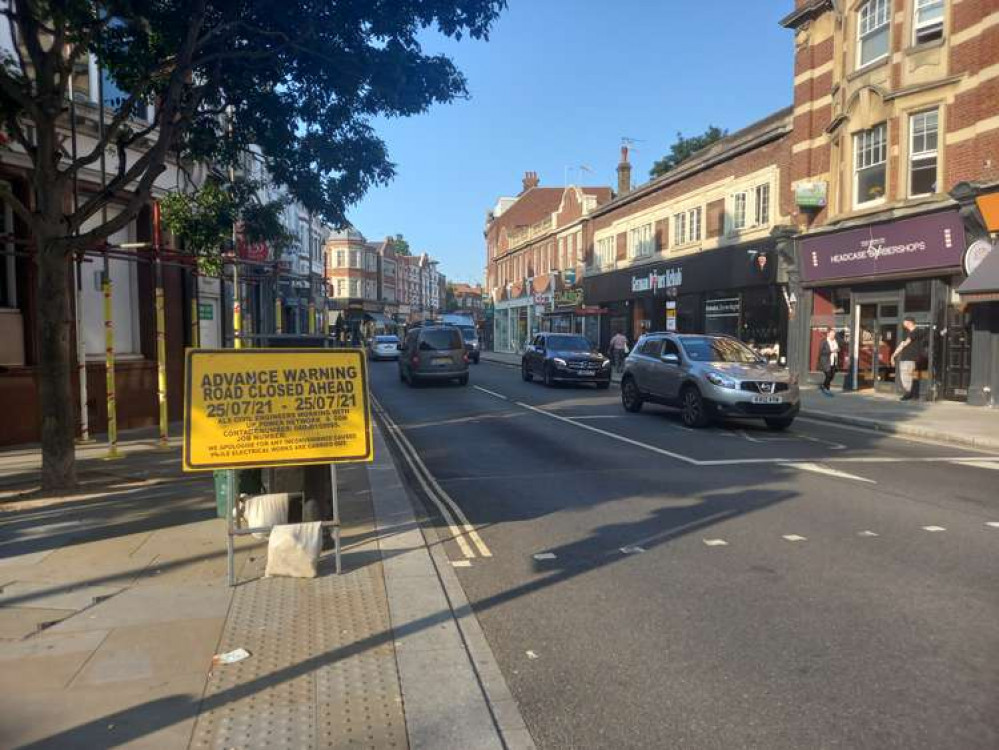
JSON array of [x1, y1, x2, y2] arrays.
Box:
[[485, 172, 612, 352], [781, 0, 999, 403]]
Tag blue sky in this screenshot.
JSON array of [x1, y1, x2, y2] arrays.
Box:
[[347, 1, 795, 284]]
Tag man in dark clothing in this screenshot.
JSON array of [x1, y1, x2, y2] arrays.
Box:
[[891, 316, 924, 401], [818, 327, 840, 396]]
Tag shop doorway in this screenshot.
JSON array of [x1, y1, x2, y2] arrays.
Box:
[[943, 307, 972, 401], [853, 295, 900, 392]]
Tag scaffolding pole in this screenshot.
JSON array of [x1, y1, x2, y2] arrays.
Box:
[[153, 203, 169, 449]]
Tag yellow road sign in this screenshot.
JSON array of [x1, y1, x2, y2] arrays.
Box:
[[183, 348, 372, 471]]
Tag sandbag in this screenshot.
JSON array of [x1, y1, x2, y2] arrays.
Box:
[[243, 493, 290, 539], [265, 522, 322, 578]]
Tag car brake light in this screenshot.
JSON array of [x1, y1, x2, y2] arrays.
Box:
[[411, 355, 419, 365], [463, 352, 469, 363]]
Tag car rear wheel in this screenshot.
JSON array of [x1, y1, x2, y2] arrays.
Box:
[[458, 374, 469, 386], [765, 416, 794, 431], [473, 353, 480, 364], [522, 362, 533, 382], [680, 386, 709, 428], [621, 376, 643, 413]]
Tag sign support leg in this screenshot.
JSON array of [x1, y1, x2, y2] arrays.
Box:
[[330, 463, 341, 575], [226, 469, 236, 587]]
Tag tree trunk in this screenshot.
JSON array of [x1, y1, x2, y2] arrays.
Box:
[[35, 228, 77, 490]]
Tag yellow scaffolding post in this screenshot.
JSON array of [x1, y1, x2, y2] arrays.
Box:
[[102, 253, 120, 460], [232, 257, 242, 349], [308, 300, 316, 334], [275, 295, 283, 334], [153, 203, 169, 449]]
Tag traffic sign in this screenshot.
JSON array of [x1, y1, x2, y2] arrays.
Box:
[[183, 348, 372, 471]]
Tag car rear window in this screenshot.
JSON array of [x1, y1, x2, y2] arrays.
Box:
[[419, 329, 462, 350], [459, 327, 477, 341]]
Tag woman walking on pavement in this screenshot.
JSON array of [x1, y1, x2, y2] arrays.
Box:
[[609, 330, 629, 373], [818, 327, 839, 396]]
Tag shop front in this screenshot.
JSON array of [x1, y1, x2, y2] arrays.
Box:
[[582, 241, 787, 360], [796, 209, 967, 400], [493, 295, 537, 354]]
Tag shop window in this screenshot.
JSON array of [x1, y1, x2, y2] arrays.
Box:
[[740, 287, 782, 355], [909, 109, 938, 197], [857, 0, 889, 68], [854, 123, 887, 207], [913, 0, 944, 45], [704, 292, 740, 338], [0, 190, 15, 309], [904, 279, 932, 312]]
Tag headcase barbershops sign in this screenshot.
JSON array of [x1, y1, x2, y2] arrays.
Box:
[[799, 210, 966, 284], [631, 266, 683, 294]]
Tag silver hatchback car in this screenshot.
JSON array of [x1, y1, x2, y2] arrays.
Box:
[[620, 333, 800, 429]]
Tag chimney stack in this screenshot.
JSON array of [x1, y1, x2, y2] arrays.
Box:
[[617, 146, 632, 196], [521, 171, 540, 193]]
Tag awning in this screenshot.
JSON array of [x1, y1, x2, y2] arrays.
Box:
[[364, 312, 394, 326], [957, 243, 999, 302]]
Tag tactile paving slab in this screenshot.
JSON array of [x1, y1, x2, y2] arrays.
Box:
[[190, 559, 407, 749]]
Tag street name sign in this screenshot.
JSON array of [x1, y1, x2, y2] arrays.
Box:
[[183, 348, 372, 471]]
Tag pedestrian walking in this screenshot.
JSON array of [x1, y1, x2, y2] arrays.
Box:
[[891, 316, 924, 401], [818, 327, 839, 396], [609, 330, 629, 372]]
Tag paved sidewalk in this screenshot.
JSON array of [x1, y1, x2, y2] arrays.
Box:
[[0, 425, 530, 749], [480, 350, 999, 451]]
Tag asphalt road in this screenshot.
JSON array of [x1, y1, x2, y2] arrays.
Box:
[[369, 357, 999, 750]]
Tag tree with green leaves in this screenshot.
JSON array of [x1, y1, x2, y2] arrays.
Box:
[[649, 125, 727, 178], [391, 233, 411, 256], [0, 0, 506, 489]]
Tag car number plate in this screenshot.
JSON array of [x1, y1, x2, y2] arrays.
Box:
[[432, 357, 451, 365], [751, 395, 782, 404], [579, 370, 595, 377]]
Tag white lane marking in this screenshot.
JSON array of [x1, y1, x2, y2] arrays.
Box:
[[570, 414, 626, 420], [620, 545, 645, 554], [525, 650, 539, 660], [922, 525, 946, 532], [858, 530, 880, 537], [782, 534, 807, 542], [793, 415, 998, 455], [987, 522, 999, 529], [473, 385, 508, 400], [532, 552, 557, 561], [516, 401, 700, 465], [373, 398, 491, 558], [451, 560, 472, 568], [702, 538, 728, 547], [737, 429, 763, 444], [783, 462, 876, 483], [955, 459, 999, 471]]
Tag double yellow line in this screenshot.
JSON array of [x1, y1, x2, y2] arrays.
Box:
[[373, 397, 492, 559]]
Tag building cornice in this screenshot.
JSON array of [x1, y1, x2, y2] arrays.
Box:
[[780, 0, 834, 30]]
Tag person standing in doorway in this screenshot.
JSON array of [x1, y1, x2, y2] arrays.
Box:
[[609, 330, 629, 372], [891, 316, 924, 401], [818, 327, 839, 396]]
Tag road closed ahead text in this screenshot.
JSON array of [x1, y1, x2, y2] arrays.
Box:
[[184, 349, 372, 470]]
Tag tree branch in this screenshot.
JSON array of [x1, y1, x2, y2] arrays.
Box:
[[0, 180, 33, 228]]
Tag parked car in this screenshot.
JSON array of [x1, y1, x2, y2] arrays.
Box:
[[521, 332, 612, 388], [457, 325, 481, 364], [620, 333, 800, 429], [368, 334, 400, 360], [398, 326, 469, 386]]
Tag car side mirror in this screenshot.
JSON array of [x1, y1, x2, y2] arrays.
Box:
[[662, 353, 680, 365]]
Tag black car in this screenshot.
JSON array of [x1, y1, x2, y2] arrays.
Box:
[[521, 333, 612, 388]]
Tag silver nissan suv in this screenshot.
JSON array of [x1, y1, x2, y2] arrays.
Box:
[[620, 333, 800, 429]]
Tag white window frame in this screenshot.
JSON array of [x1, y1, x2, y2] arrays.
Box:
[[854, 123, 888, 208], [908, 109, 939, 198], [595, 236, 616, 269], [731, 192, 748, 231], [857, 0, 890, 68], [629, 223, 654, 258], [688, 207, 702, 242], [753, 184, 771, 227], [673, 212, 687, 246], [914, 0, 945, 46]]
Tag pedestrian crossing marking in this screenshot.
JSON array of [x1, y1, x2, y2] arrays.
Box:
[[987, 522, 999, 529], [954, 460, 999, 471]]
